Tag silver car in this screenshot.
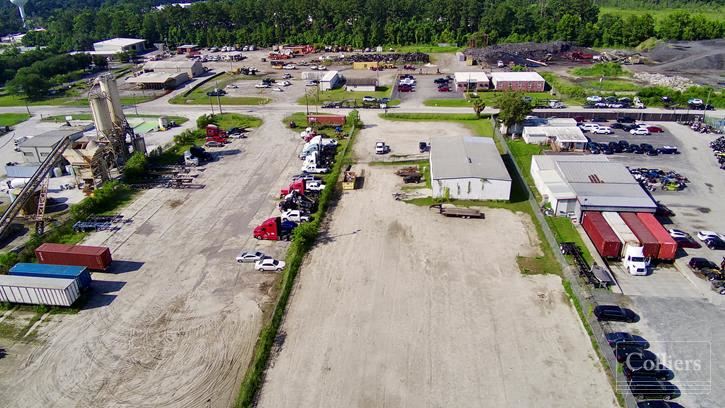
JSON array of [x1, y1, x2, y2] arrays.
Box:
[[236, 251, 267, 263]]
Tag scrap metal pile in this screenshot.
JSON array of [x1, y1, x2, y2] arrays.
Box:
[[341, 52, 429, 64], [464, 41, 583, 65], [629, 167, 689, 192]]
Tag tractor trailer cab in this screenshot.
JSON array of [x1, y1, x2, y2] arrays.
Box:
[[253, 217, 297, 241]]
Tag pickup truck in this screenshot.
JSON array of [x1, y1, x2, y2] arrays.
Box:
[[282, 209, 310, 223], [429, 204, 484, 219], [375, 141, 390, 154]]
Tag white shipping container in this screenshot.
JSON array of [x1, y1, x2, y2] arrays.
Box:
[[602, 212, 641, 257], [0, 275, 80, 307]]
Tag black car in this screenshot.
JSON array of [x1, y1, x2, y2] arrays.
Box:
[[606, 332, 650, 348], [647, 149, 660, 156], [637, 401, 679, 408], [592, 116, 608, 122], [615, 346, 657, 364], [594, 305, 638, 322], [674, 236, 702, 249], [629, 376, 679, 400], [617, 116, 636, 123], [705, 237, 725, 250], [640, 143, 654, 151], [689, 257, 718, 271], [611, 122, 625, 129], [618, 140, 630, 148]]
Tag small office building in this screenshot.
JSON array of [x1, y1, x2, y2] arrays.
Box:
[[17, 129, 85, 163], [345, 78, 378, 92], [490, 72, 546, 92], [430, 136, 511, 200], [126, 72, 190, 89], [320, 71, 341, 91], [453, 72, 490, 92]]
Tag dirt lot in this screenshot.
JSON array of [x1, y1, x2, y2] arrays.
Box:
[[257, 120, 617, 407], [0, 111, 303, 408]]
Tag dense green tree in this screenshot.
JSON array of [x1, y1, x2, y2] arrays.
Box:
[[7, 68, 51, 99], [497, 92, 533, 131]]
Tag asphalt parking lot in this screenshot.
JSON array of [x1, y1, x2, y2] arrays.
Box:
[[587, 122, 725, 407], [396, 73, 461, 106]]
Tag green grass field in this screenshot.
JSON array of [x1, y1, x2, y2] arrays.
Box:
[[424, 91, 557, 108], [0, 113, 30, 127], [599, 7, 725, 22], [580, 79, 639, 92], [213, 112, 262, 129], [297, 86, 400, 106]]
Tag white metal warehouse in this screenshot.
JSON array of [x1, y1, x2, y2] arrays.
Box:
[[92, 38, 145, 55], [430, 136, 511, 200], [530, 155, 656, 219]]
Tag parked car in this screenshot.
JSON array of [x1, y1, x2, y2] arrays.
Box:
[[254, 258, 286, 271], [711, 280, 725, 295], [205, 141, 224, 147], [628, 376, 679, 400], [255, 83, 271, 88], [606, 332, 650, 348], [688, 98, 704, 105], [593, 126, 613, 134], [610, 122, 625, 129], [624, 363, 673, 381], [705, 237, 725, 250], [617, 116, 636, 123], [636, 401, 680, 408], [697, 230, 725, 241], [614, 344, 656, 363], [688, 257, 719, 271], [282, 64, 296, 70], [236, 251, 267, 263], [586, 96, 603, 102], [594, 305, 638, 322], [647, 126, 664, 133], [438, 85, 451, 92], [579, 123, 600, 132], [362, 96, 377, 102], [272, 87, 283, 92], [631, 128, 650, 135], [592, 117, 608, 123], [674, 236, 701, 249]]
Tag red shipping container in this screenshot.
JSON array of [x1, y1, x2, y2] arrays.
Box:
[[636, 213, 678, 261], [619, 212, 660, 258], [35, 243, 113, 271], [582, 212, 622, 258], [307, 114, 346, 126]]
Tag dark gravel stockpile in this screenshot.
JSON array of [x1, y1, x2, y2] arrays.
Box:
[[645, 39, 725, 71], [341, 52, 430, 63], [464, 41, 577, 65]]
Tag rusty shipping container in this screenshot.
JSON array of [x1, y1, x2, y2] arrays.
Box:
[[636, 213, 678, 261], [582, 212, 622, 258], [619, 212, 660, 258], [35, 243, 113, 271]]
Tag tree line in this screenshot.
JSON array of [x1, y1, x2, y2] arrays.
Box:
[[5, 52, 95, 99], [7, 0, 721, 52]]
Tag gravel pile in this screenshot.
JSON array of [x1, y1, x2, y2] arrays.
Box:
[[464, 41, 574, 64], [341, 52, 429, 63], [633, 72, 694, 91]]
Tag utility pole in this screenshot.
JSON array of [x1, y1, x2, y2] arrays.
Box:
[[217, 94, 223, 114], [209, 94, 215, 114]]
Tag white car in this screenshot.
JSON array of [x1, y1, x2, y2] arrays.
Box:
[[362, 96, 377, 102], [630, 128, 650, 135], [283, 73, 292, 79], [592, 126, 613, 134], [305, 181, 326, 191], [668, 229, 690, 239], [305, 81, 318, 86], [688, 98, 703, 105], [586, 96, 602, 102], [282, 209, 310, 223], [697, 231, 725, 242], [254, 258, 286, 271], [281, 80, 292, 86], [636, 123, 650, 128], [309, 65, 318, 70], [255, 83, 270, 88], [282, 64, 296, 70], [236, 251, 267, 263], [272, 87, 283, 92], [579, 123, 600, 132]]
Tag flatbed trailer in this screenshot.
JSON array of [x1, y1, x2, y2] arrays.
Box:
[[429, 204, 484, 219]]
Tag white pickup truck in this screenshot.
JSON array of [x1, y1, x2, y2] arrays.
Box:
[[282, 209, 310, 223]]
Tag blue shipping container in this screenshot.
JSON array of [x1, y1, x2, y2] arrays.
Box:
[[9, 263, 91, 290]]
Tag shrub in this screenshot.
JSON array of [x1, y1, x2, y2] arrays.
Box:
[[123, 152, 148, 182], [196, 114, 217, 129]]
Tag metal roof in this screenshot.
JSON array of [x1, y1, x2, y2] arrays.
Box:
[[454, 72, 489, 83], [574, 183, 656, 209], [431, 136, 511, 181], [321, 71, 339, 82], [346, 77, 377, 86], [547, 118, 578, 127], [0, 274, 76, 290], [556, 161, 639, 184], [18, 129, 84, 148], [127, 72, 188, 84], [490, 71, 545, 83], [144, 60, 201, 70], [532, 155, 608, 171], [93, 38, 144, 47], [523, 126, 586, 142]]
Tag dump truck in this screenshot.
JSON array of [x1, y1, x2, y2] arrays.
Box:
[[253, 217, 297, 241], [429, 204, 484, 219]]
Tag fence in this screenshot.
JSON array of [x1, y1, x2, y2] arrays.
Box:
[[532, 110, 702, 122], [492, 117, 637, 408]]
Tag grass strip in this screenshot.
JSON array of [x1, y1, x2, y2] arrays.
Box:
[[234, 110, 360, 408]]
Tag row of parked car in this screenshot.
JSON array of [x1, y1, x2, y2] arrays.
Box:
[[594, 305, 681, 402], [688, 256, 725, 294], [433, 75, 454, 92], [585, 96, 646, 109], [586, 140, 677, 156], [579, 121, 664, 136], [710, 136, 725, 170], [398, 74, 416, 92]]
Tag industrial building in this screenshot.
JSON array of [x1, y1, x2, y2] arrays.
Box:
[[176, 44, 199, 54], [17, 129, 85, 163], [320, 71, 341, 91], [454, 72, 490, 92], [126, 72, 190, 89], [430, 136, 511, 200], [490, 72, 546, 92], [522, 126, 587, 151], [345, 78, 378, 92], [143, 60, 204, 78], [531, 155, 656, 219], [92, 38, 145, 56]]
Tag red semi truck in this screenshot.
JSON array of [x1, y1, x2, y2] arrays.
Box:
[[35, 243, 113, 271], [280, 179, 306, 197], [253, 217, 297, 241], [206, 124, 228, 143], [636, 212, 678, 261], [581, 211, 622, 258], [619, 212, 660, 259]]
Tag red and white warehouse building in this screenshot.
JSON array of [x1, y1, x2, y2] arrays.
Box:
[[490, 72, 546, 92]]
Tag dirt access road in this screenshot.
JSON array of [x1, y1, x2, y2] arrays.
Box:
[[0, 111, 302, 408], [257, 119, 617, 407]]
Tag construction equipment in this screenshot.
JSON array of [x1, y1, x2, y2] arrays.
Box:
[[34, 177, 50, 235], [0, 134, 73, 239]]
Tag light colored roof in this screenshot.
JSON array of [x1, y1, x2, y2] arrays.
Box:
[[127, 72, 187, 84], [321, 70, 339, 82], [0, 275, 76, 290], [574, 183, 656, 209], [346, 77, 377, 86], [454, 72, 489, 83], [538, 169, 576, 199], [531, 154, 608, 171], [93, 38, 144, 47], [431, 136, 510, 181], [144, 60, 200, 70], [556, 161, 639, 184], [490, 71, 545, 83], [523, 126, 585, 142], [19, 129, 84, 148], [547, 118, 578, 127]]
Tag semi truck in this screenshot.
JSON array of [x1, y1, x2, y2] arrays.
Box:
[[429, 204, 484, 219], [206, 124, 229, 143], [253, 217, 298, 241]]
